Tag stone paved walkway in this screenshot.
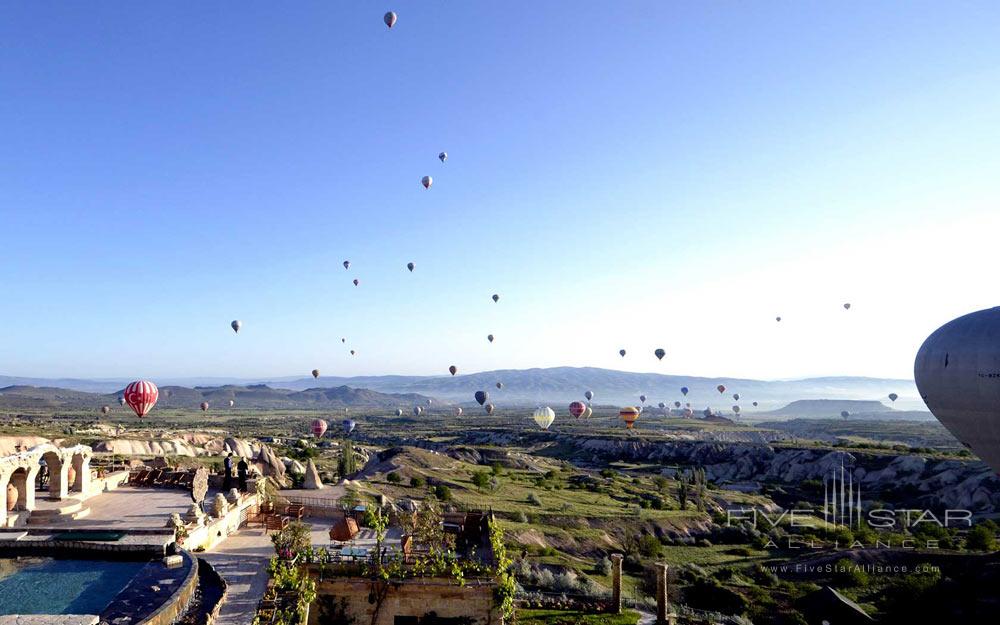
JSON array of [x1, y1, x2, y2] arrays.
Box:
[[202, 527, 274, 625]]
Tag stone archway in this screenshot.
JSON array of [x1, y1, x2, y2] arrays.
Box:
[[70, 450, 90, 494], [40, 450, 64, 499]]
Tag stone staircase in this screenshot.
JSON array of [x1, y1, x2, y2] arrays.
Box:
[[26, 499, 92, 525]]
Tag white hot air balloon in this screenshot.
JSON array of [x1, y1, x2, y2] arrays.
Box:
[[533, 406, 556, 430], [421, 176, 432, 189]]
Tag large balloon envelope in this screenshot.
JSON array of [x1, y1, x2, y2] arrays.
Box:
[[674, 401, 681, 408], [312, 369, 320, 379], [475, 390, 489, 405], [717, 385, 726, 394], [680, 387, 689, 396], [231, 320, 242, 333], [585, 390, 594, 401], [395, 408, 404, 417], [118, 395, 126, 406], [200, 401, 209, 412], [484, 403, 495, 415], [353, 279, 359, 287], [844, 303, 851, 310], [492, 294, 500, 303], [914, 307, 1000, 473], [383, 12, 397, 28], [311, 419, 328, 437], [654, 348, 665, 361], [124, 380, 159, 418], [533, 406, 555, 429], [888, 393, 899, 403], [229, 399, 235, 407], [752, 401, 758, 407], [343, 419, 356, 435], [841, 410, 850, 419], [101, 405, 110, 415], [658, 402, 666, 409], [439, 151, 447, 162], [343, 260, 350, 270], [619, 406, 640, 429], [413, 406, 423, 416], [421, 176, 432, 189], [496, 382, 503, 389], [582, 404, 593, 419], [455, 407, 463, 416], [619, 349, 626, 357], [407, 262, 415, 272], [732, 405, 741, 414], [449, 365, 458, 376], [488, 334, 494, 343], [639, 394, 646, 404], [733, 393, 740, 401], [569, 401, 586, 419]]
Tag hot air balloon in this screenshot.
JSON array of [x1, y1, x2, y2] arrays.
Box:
[[421, 176, 432, 189], [913, 307, 1000, 473], [484, 403, 495, 415], [585, 390, 594, 401], [343, 419, 356, 435], [533, 406, 555, 429], [426, 398, 433, 406], [449, 365, 458, 376], [353, 279, 359, 287], [413, 406, 423, 416], [732, 405, 741, 415], [639, 395, 647, 404], [395, 408, 404, 417], [619, 407, 640, 429], [455, 407, 463, 416], [681, 387, 689, 396], [752, 401, 758, 407], [776, 316, 782, 322], [703, 408, 713, 418], [733, 393, 740, 401], [487, 334, 494, 343], [200, 401, 209, 412], [439, 152, 447, 163], [312, 369, 320, 379], [674, 401, 681, 408], [582, 404, 593, 419], [841, 411, 850, 419], [101, 405, 110, 415], [888, 393, 899, 403], [124, 381, 158, 418], [717, 385, 726, 394], [311, 419, 328, 437], [569, 401, 586, 419], [231, 320, 242, 334], [492, 294, 499, 303], [118, 395, 126, 406], [475, 391, 489, 406], [654, 348, 665, 360], [843, 303, 851, 310], [341, 338, 346, 343], [229, 399, 235, 407], [383, 11, 397, 28], [619, 349, 626, 357], [343, 260, 350, 270], [496, 382, 503, 389], [683, 407, 694, 418], [658, 402, 666, 409]]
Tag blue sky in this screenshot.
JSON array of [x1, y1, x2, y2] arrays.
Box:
[[1, 1, 999, 380]]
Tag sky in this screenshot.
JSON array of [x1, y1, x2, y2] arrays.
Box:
[[1, 1, 999, 381]]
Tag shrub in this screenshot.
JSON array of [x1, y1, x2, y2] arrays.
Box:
[[596, 557, 613, 576], [638, 534, 662, 558], [966, 524, 997, 551], [409, 476, 425, 488], [471, 470, 491, 491], [433, 484, 452, 501], [527, 493, 542, 506], [386, 471, 402, 484]]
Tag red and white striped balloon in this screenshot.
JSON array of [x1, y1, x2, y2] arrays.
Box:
[[311, 419, 328, 438], [124, 380, 159, 418]]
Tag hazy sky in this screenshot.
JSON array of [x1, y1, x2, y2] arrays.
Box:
[[2, 1, 998, 380]]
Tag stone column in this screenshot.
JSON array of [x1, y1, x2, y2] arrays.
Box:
[[24, 466, 39, 510], [610, 553, 624, 614], [656, 563, 670, 624], [0, 468, 11, 527]]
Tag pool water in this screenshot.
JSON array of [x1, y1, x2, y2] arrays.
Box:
[[0, 558, 145, 614]]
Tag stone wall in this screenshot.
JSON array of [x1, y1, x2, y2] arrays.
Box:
[[181, 493, 259, 552], [310, 577, 501, 625]]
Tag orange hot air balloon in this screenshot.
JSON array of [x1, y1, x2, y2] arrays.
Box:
[[619, 406, 640, 429]]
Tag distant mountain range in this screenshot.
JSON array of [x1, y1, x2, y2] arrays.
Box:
[[0, 384, 435, 411], [0, 367, 925, 412]]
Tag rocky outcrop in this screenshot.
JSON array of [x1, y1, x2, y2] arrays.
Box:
[[254, 444, 288, 487], [0, 436, 49, 456], [92, 439, 199, 457], [303, 459, 324, 490], [222, 437, 259, 459]]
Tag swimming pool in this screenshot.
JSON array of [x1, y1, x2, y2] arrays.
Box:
[[0, 557, 144, 614]]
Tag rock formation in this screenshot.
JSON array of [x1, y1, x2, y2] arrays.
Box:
[[303, 459, 324, 490]]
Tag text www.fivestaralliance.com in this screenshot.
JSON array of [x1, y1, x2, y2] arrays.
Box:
[[766, 563, 940, 575]]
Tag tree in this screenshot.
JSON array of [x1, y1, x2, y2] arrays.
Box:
[[491, 463, 503, 477], [471, 470, 491, 491], [967, 524, 997, 551], [678, 481, 689, 510], [409, 476, 425, 488], [337, 444, 357, 478], [434, 484, 452, 501], [386, 471, 402, 484]]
